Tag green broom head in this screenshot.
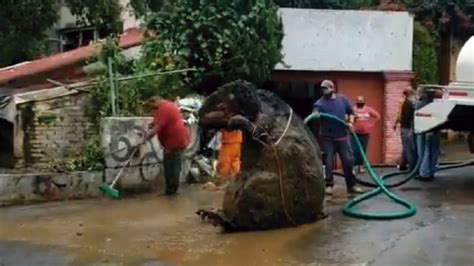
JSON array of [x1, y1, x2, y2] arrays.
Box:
[[100, 185, 120, 199]]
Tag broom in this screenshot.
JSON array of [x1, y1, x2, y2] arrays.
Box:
[[100, 147, 139, 199]]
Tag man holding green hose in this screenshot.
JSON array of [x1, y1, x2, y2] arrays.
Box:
[[313, 80, 365, 196]]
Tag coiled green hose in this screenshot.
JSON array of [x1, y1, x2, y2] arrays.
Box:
[[304, 112, 416, 220]]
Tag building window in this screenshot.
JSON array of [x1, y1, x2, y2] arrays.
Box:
[[58, 26, 110, 52]]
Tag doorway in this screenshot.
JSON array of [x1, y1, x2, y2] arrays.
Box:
[[0, 118, 14, 168]]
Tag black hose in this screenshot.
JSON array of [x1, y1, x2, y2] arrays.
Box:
[[334, 158, 474, 188]]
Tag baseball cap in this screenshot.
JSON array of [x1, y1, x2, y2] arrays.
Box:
[[321, 80, 334, 89]]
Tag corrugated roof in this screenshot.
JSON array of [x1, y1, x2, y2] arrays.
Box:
[[0, 28, 143, 86]]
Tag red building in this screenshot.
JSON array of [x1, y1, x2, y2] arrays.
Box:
[[269, 9, 416, 165]]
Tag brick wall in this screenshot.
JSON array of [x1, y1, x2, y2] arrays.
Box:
[[15, 92, 93, 168], [383, 71, 414, 164]]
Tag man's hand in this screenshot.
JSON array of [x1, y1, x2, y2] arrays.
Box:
[[228, 115, 251, 129], [346, 122, 354, 132], [311, 110, 321, 119], [131, 139, 145, 151], [139, 138, 148, 146]]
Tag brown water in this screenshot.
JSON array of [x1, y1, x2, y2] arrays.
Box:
[[0, 186, 336, 265]]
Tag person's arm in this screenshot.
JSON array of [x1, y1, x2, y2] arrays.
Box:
[[348, 114, 355, 124], [370, 107, 381, 124], [140, 107, 165, 145], [142, 125, 160, 144], [344, 97, 355, 128], [313, 100, 322, 113]]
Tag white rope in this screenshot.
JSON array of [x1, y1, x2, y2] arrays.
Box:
[[274, 107, 293, 146]]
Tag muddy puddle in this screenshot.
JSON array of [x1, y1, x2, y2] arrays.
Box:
[[0, 185, 346, 265]]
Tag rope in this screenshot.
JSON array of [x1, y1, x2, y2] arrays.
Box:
[[274, 108, 293, 146], [248, 106, 296, 225], [271, 144, 297, 225]]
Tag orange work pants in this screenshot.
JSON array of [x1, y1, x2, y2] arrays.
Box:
[[216, 143, 241, 179]]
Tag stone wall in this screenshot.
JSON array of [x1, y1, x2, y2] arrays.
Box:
[[0, 171, 103, 206], [14, 91, 93, 168], [0, 115, 201, 206]]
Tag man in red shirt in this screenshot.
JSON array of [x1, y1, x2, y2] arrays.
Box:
[[138, 96, 190, 195]]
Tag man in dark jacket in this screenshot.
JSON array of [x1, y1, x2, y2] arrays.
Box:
[[394, 89, 417, 171]]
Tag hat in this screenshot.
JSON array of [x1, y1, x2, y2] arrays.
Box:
[[321, 80, 334, 89], [356, 96, 365, 103]]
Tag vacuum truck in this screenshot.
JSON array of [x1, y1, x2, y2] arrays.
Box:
[[414, 36, 474, 152]]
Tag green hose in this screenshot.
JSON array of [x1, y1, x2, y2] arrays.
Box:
[[304, 112, 416, 220]]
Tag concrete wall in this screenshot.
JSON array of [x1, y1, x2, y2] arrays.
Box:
[[101, 117, 162, 192], [277, 8, 414, 72], [14, 91, 93, 169], [0, 171, 103, 206]]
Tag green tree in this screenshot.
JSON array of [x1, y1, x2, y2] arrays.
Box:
[[65, 0, 123, 33], [401, 0, 474, 37], [143, 0, 284, 93], [0, 0, 59, 66], [129, 0, 168, 18], [0, 0, 123, 67], [274, 0, 376, 9], [413, 22, 438, 85]]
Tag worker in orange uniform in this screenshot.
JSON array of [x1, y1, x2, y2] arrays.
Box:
[[216, 129, 243, 186]]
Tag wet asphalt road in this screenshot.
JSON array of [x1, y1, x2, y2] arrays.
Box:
[[1, 166, 474, 266]]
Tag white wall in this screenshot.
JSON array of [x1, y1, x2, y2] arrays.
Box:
[[119, 0, 142, 30], [276, 8, 414, 72], [56, 4, 76, 29]]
